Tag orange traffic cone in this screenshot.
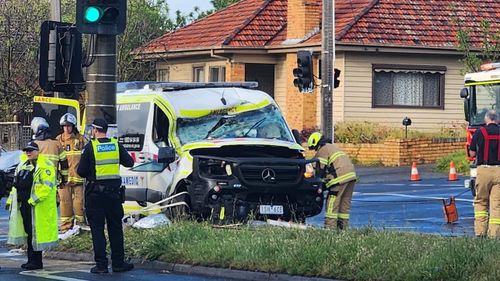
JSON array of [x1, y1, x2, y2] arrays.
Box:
[[448, 161, 458, 181], [410, 162, 421, 181]]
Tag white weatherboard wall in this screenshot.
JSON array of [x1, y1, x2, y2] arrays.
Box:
[[341, 52, 465, 131]]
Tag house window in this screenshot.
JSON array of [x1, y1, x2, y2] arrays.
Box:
[[209, 66, 226, 82], [193, 66, 205, 82], [372, 64, 446, 109], [157, 68, 169, 82]]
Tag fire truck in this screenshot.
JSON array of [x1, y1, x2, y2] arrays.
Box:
[[460, 62, 500, 192]]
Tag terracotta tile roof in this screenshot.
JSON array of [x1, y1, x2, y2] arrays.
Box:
[[338, 0, 500, 48], [137, 0, 499, 55], [303, 0, 376, 44], [228, 0, 287, 47], [135, 0, 267, 54]]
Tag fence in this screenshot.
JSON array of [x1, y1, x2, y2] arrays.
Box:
[[0, 122, 31, 151]]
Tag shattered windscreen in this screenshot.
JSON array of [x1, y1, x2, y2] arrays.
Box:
[[176, 105, 294, 145]]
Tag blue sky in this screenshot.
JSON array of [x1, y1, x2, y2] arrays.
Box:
[[167, 0, 214, 17]]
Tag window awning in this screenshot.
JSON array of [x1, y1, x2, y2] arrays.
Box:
[[374, 68, 446, 74]]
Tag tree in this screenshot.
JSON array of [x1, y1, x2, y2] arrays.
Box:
[[0, 1, 49, 122], [117, 0, 172, 81], [191, 0, 240, 20], [60, 0, 173, 82], [450, 3, 500, 73], [457, 20, 499, 73]]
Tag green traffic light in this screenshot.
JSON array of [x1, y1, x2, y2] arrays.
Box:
[[84, 7, 101, 23]]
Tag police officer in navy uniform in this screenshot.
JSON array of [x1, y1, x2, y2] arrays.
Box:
[[77, 118, 134, 274]]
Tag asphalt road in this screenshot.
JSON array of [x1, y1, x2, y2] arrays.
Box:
[[307, 176, 474, 236]]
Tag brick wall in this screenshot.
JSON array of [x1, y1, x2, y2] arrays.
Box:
[[226, 62, 245, 81], [305, 137, 466, 166]]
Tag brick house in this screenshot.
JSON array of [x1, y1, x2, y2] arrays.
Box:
[[134, 0, 499, 131]]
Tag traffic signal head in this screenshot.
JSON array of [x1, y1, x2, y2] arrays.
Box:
[[292, 50, 314, 93], [76, 0, 127, 35], [334, 68, 341, 89]]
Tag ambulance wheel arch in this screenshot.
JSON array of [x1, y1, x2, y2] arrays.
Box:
[[164, 179, 192, 219]]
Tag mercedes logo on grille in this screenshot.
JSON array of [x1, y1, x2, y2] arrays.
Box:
[[261, 168, 276, 184]]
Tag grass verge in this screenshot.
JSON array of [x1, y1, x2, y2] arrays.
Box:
[[56, 222, 500, 281], [435, 150, 470, 175]]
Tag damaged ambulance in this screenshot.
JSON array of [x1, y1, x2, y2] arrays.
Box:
[[117, 82, 323, 223]]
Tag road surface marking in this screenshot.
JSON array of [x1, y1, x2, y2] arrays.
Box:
[[357, 192, 473, 203], [20, 270, 89, 281]]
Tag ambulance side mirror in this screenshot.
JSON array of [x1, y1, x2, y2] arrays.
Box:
[[158, 147, 176, 163]]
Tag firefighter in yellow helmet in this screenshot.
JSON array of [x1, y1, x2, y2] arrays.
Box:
[[7, 141, 58, 270], [308, 132, 356, 230], [56, 113, 86, 235]]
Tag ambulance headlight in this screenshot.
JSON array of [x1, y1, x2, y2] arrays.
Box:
[[198, 158, 233, 178], [304, 163, 315, 178]]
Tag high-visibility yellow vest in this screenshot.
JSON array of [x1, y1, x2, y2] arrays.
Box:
[[92, 138, 120, 180], [7, 155, 58, 250]]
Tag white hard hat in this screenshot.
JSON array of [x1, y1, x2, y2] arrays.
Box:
[[60, 113, 77, 126], [30, 117, 49, 135]]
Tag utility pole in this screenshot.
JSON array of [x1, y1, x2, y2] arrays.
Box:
[[76, 1, 126, 128], [321, 0, 334, 140], [86, 35, 117, 126], [50, 0, 61, 98]]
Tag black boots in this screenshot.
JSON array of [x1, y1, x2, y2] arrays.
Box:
[[112, 262, 134, 273]]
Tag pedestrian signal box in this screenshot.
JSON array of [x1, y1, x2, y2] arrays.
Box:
[[76, 0, 127, 35]]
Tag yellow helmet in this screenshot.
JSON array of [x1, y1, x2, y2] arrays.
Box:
[[307, 132, 322, 149]]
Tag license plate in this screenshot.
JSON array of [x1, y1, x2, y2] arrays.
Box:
[[121, 176, 138, 186], [259, 205, 284, 215]]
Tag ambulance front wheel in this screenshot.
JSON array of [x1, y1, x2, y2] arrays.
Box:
[[164, 186, 191, 220]]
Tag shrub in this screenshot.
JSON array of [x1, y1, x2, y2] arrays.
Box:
[[334, 121, 396, 144], [435, 150, 470, 175]]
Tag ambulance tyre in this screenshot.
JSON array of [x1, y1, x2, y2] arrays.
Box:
[[165, 185, 191, 220]]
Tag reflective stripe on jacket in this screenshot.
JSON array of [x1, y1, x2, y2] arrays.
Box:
[[7, 156, 58, 251], [91, 138, 120, 180], [34, 139, 68, 177], [315, 143, 356, 187], [56, 133, 85, 183]]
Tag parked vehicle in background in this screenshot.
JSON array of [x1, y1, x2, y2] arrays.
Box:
[[460, 62, 500, 193], [0, 146, 21, 197]]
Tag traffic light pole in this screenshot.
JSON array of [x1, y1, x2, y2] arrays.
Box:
[[321, 0, 334, 140], [86, 35, 117, 127], [50, 0, 60, 98]]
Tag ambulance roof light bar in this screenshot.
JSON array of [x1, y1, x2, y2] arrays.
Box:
[[146, 82, 259, 91], [480, 62, 500, 71]]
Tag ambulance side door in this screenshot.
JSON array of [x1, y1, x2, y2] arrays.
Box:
[[117, 102, 152, 202], [144, 102, 176, 197]]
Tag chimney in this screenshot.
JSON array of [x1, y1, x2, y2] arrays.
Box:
[[287, 0, 322, 41]]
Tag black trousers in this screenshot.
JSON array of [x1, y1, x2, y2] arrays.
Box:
[[19, 200, 43, 265], [85, 190, 125, 268]]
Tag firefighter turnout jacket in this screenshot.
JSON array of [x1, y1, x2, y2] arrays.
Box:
[[7, 155, 58, 250], [56, 132, 84, 184], [315, 143, 357, 188]]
